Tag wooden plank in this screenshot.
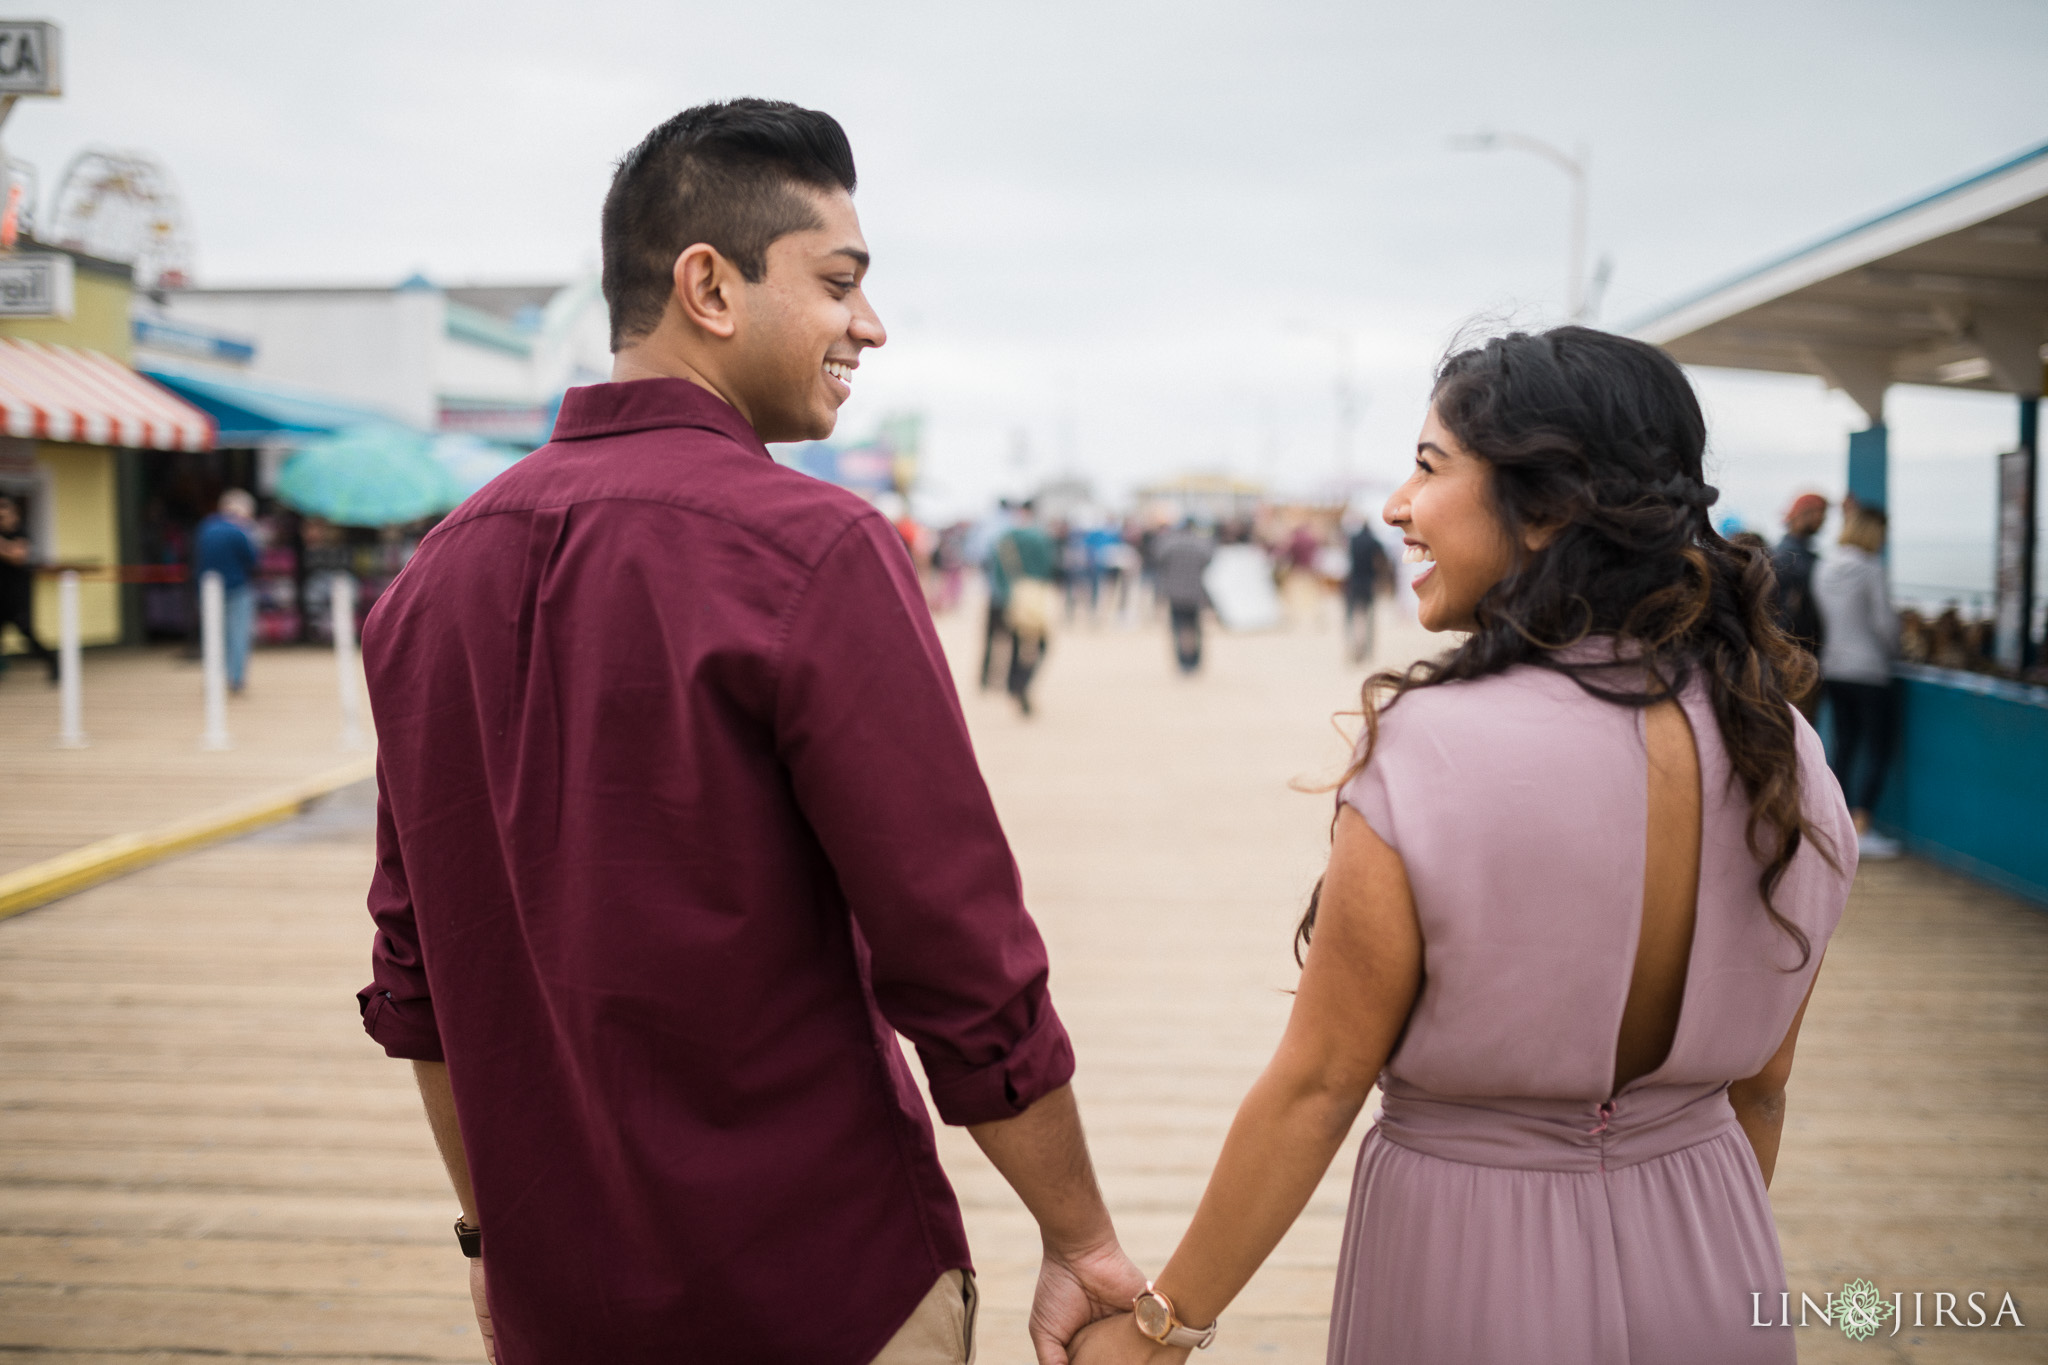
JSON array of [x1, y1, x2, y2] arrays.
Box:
[[0, 758, 373, 921], [0, 645, 377, 880]]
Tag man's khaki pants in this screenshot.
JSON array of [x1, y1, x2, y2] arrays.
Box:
[[870, 1270, 977, 1364]]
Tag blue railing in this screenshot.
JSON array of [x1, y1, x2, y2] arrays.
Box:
[[1864, 664, 2048, 906]]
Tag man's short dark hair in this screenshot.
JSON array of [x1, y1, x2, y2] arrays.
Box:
[[601, 99, 857, 349]]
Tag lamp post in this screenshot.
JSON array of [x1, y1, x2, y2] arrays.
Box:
[[1451, 131, 1590, 321]]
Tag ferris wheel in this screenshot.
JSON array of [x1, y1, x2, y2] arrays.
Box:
[[46, 147, 194, 289]]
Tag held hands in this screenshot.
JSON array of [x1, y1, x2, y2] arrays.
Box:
[[1029, 1237, 1149, 1365], [1069, 1312, 1189, 1365]]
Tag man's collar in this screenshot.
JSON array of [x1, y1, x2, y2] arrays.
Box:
[[549, 377, 771, 460]]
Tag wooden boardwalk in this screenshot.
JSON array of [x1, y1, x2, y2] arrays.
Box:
[[0, 646, 372, 878], [1, 610, 2043, 1362]]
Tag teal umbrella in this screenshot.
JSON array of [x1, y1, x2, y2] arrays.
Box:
[[277, 425, 462, 527], [431, 432, 525, 499]]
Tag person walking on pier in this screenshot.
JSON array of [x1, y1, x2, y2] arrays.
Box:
[[356, 100, 1140, 1365], [991, 501, 1057, 715], [1153, 519, 1213, 674], [0, 494, 57, 684], [1770, 492, 1828, 719], [1815, 504, 1901, 859], [1343, 516, 1390, 664], [1072, 328, 1854, 1365]]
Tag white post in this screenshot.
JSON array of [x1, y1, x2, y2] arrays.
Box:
[[332, 571, 364, 749], [55, 569, 85, 748], [1449, 131, 1591, 321], [199, 569, 231, 751]]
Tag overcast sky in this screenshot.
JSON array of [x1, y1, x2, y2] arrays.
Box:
[[12, 0, 2046, 588]]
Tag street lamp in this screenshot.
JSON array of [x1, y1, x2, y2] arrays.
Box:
[[1450, 131, 1590, 321]]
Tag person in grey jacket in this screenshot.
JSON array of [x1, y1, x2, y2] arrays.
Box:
[[1814, 504, 1900, 858], [1153, 519, 1215, 674]]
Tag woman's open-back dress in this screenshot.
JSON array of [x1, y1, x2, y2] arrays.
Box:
[[1330, 657, 1856, 1364]]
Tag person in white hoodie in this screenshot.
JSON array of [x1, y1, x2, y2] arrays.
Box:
[[1814, 504, 1901, 858]]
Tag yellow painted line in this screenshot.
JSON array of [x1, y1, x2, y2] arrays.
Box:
[[0, 756, 377, 921]]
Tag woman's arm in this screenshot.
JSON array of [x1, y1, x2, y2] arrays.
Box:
[[1726, 960, 1823, 1188], [1076, 806, 1423, 1361]]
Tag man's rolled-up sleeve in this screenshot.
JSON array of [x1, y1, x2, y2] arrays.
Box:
[[776, 514, 1073, 1126], [356, 764, 445, 1062]]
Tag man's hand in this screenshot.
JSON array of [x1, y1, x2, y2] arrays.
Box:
[[966, 1085, 1141, 1363], [1067, 1311, 1185, 1365], [469, 1258, 496, 1362], [1029, 1238, 1148, 1365]]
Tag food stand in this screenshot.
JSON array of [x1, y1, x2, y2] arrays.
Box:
[[0, 245, 215, 654]]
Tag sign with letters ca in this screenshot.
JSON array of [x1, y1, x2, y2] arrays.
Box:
[[0, 21, 60, 96]]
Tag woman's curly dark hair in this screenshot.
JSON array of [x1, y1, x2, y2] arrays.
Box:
[[1296, 326, 1834, 966]]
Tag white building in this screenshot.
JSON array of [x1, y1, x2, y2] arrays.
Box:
[[134, 273, 612, 445]]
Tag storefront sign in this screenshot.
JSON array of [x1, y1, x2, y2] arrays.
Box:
[[0, 251, 72, 317], [0, 21, 59, 96], [133, 316, 257, 366]]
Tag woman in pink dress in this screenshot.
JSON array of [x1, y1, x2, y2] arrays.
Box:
[[1072, 327, 1856, 1365]]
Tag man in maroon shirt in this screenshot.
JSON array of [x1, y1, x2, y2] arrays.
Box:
[[358, 100, 1144, 1363]]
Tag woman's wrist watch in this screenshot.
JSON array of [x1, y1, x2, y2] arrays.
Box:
[[1132, 1282, 1218, 1349]]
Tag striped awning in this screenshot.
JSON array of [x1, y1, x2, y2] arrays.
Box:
[[0, 338, 215, 451]]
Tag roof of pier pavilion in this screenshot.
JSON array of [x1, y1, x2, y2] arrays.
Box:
[[1630, 140, 2048, 423]]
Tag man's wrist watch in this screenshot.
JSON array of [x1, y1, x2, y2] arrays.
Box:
[[1132, 1282, 1218, 1350], [454, 1216, 482, 1259]]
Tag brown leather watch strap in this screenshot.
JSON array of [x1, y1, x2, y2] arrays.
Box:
[[454, 1216, 483, 1259]]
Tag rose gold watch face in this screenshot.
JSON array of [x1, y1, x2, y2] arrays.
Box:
[[1134, 1293, 1172, 1340]]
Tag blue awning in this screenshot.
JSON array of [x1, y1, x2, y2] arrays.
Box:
[[140, 366, 407, 447]]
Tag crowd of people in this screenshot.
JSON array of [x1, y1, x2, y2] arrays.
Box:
[[898, 500, 1401, 713], [919, 475, 1927, 871]]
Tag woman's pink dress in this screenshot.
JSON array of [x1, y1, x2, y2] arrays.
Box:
[[1330, 661, 1856, 1364]]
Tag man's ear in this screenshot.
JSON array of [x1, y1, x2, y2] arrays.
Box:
[[672, 243, 739, 339]]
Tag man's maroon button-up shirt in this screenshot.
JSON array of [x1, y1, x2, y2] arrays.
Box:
[[357, 378, 1073, 1364]]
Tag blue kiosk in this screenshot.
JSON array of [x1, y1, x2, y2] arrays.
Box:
[[1633, 142, 2048, 906]]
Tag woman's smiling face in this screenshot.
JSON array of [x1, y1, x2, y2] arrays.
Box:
[[1383, 405, 1519, 633]]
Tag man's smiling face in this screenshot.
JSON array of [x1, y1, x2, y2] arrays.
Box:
[[726, 187, 885, 443]]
